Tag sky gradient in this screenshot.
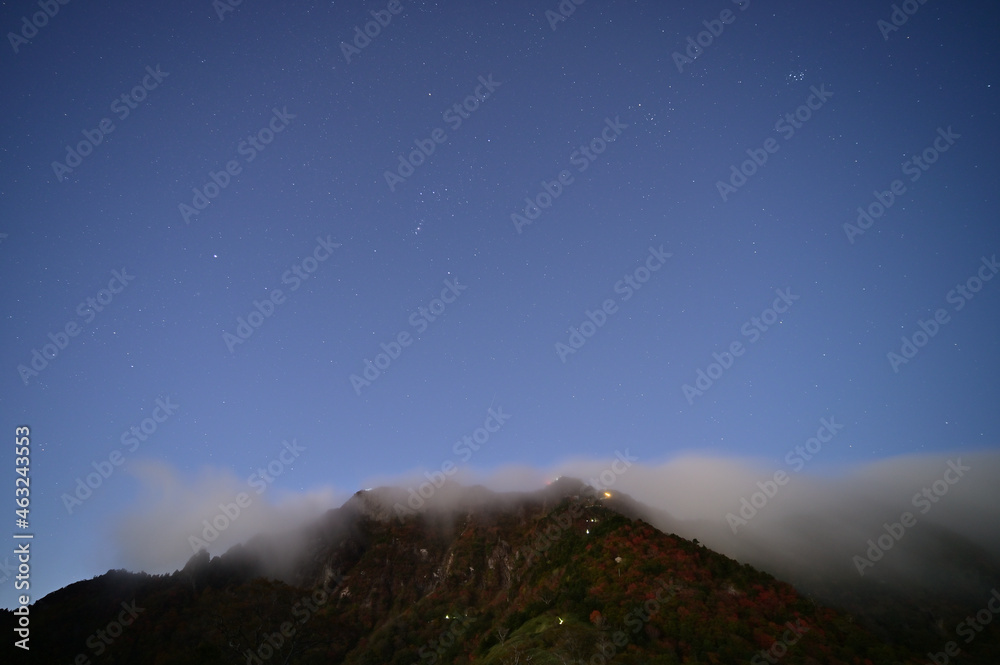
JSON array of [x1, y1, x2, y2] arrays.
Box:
[[1, 0, 998, 608]]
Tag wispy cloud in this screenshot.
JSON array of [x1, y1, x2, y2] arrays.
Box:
[[109, 449, 1000, 606], [109, 460, 345, 574]]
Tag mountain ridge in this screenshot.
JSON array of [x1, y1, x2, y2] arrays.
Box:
[[4, 477, 996, 663]]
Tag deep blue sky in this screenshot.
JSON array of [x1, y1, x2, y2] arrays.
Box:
[[1, 0, 998, 607]]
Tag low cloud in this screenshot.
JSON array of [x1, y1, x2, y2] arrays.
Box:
[[476, 450, 1000, 604], [109, 449, 1000, 607], [109, 460, 345, 574], [367, 449, 1000, 604]]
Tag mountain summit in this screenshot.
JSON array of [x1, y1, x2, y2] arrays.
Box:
[[1, 479, 962, 663]]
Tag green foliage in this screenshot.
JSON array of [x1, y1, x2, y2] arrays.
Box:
[[4, 488, 965, 665]]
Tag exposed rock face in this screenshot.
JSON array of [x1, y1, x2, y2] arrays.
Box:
[[5, 478, 981, 665]]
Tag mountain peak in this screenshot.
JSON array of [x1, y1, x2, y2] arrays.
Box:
[[7, 478, 978, 664]]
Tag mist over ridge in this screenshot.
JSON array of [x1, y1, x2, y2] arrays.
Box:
[[110, 448, 1000, 609]]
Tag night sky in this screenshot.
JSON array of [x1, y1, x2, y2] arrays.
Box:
[[2, 0, 998, 608]]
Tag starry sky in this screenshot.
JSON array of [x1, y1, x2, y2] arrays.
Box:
[[1, 0, 998, 608]]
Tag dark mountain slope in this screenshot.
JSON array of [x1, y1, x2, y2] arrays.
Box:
[[2, 479, 942, 664]]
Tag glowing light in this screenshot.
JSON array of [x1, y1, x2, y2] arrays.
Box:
[[604, 492, 612, 498]]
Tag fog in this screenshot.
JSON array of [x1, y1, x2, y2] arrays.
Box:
[[537, 449, 1000, 604], [109, 459, 345, 575], [110, 449, 1000, 605]]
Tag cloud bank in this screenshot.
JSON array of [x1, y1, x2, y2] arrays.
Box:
[[108, 460, 346, 575], [109, 448, 1000, 606]]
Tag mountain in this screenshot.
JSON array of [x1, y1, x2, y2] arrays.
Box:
[[3, 478, 995, 663], [584, 485, 1000, 657]]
